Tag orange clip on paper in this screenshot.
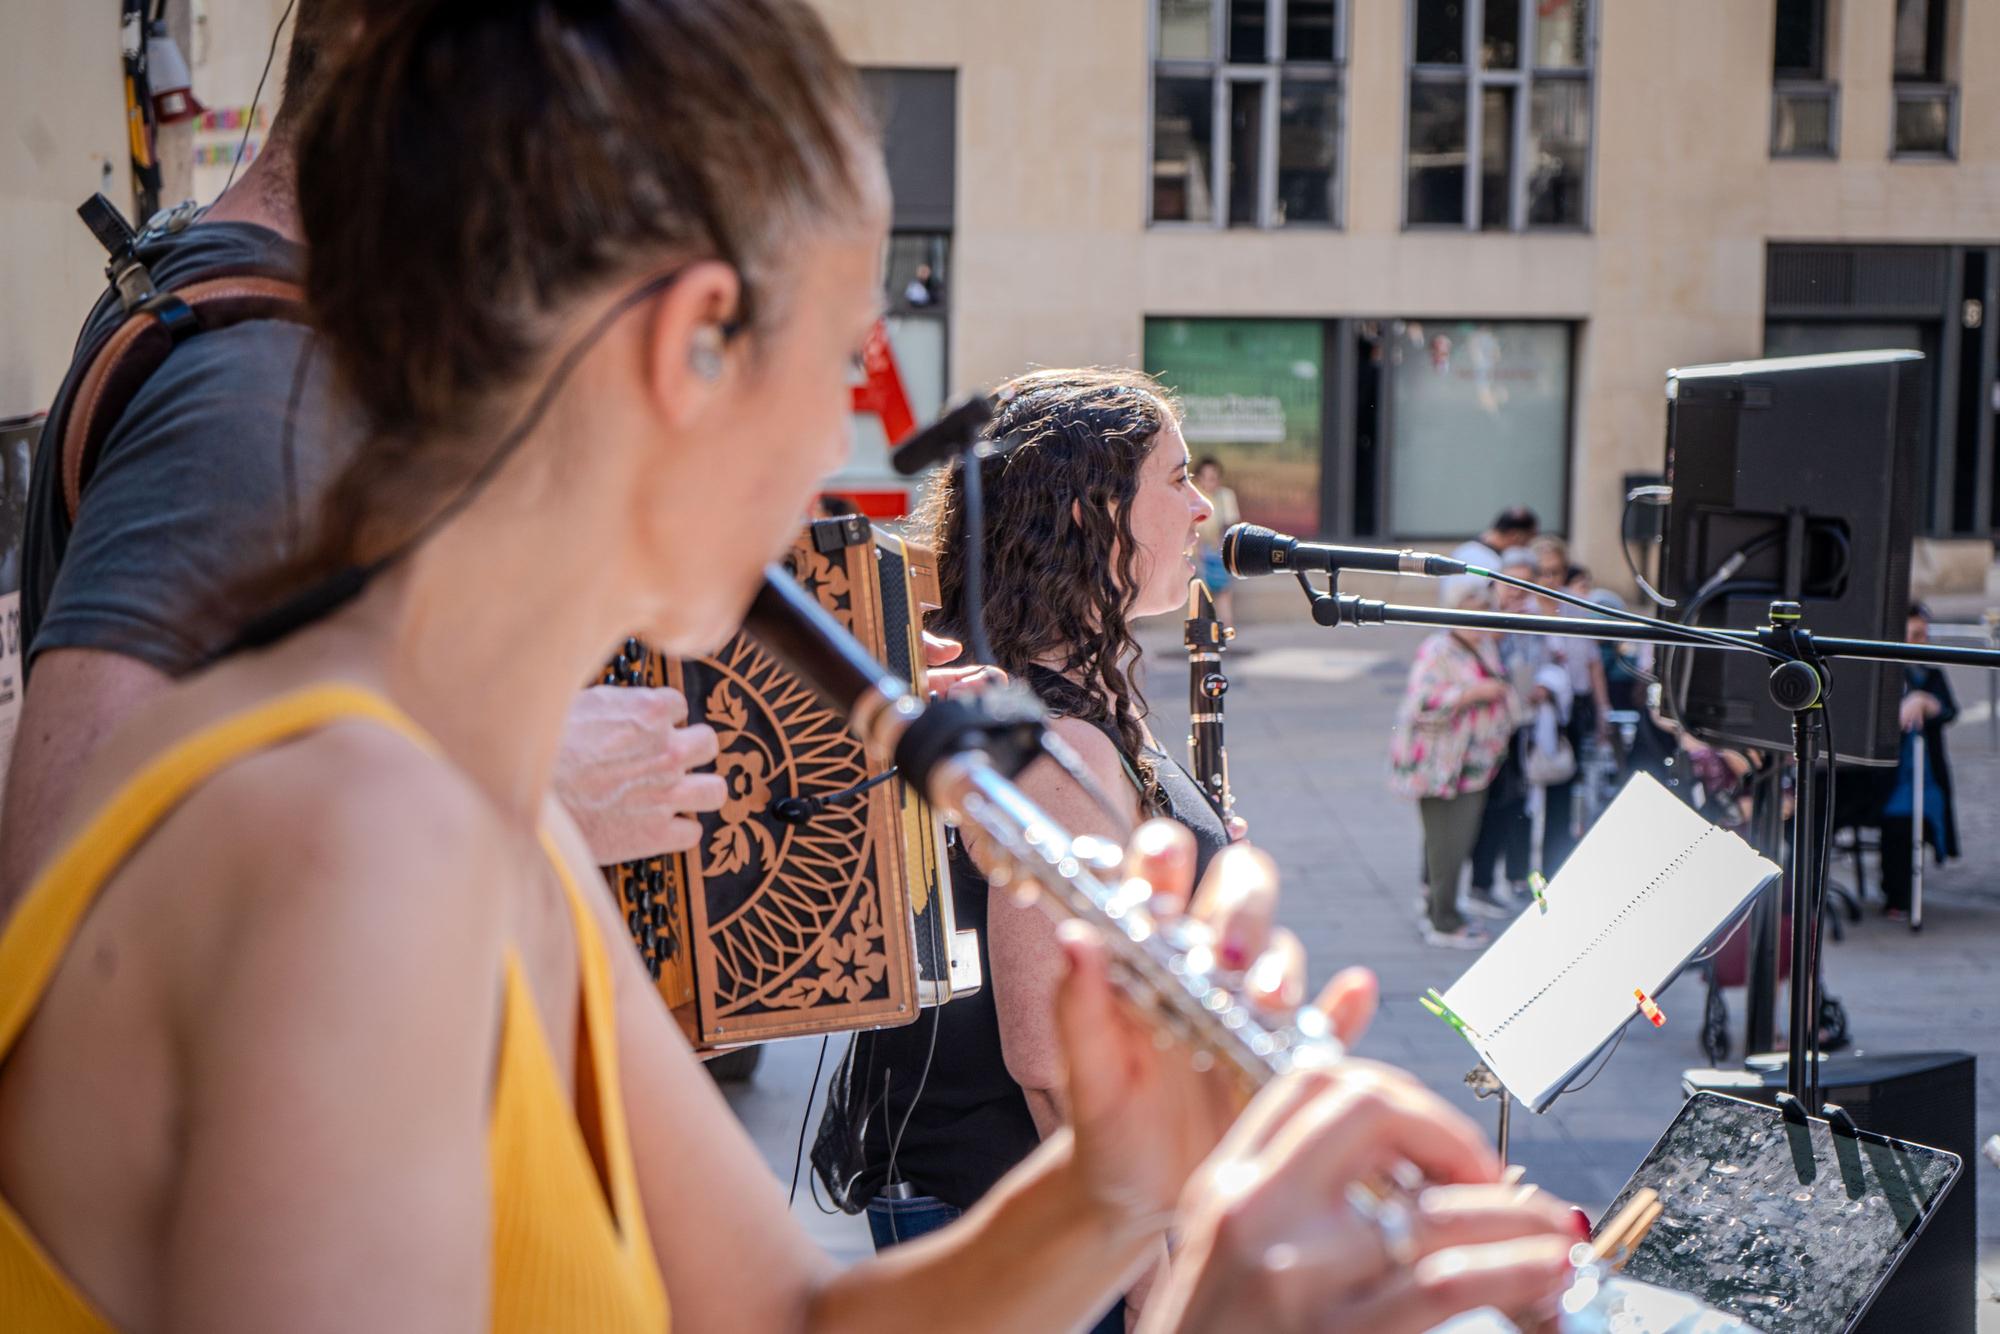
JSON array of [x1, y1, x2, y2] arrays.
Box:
[[1634, 988, 1665, 1027]]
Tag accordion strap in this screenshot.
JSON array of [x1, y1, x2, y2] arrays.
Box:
[[59, 270, 306, 523]]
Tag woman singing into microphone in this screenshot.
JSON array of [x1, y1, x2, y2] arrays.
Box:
[[0, 6, 1572, 1331]]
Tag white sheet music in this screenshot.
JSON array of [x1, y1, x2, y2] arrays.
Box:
[[1439, 773, 1780, 1111]]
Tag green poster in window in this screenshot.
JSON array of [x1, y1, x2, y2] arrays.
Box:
[[1144, 318, 1323, 535]]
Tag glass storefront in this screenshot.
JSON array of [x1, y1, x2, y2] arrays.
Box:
[[1143, 318, 1325, 535], [1385, 320, 1570, 537], [1145, 315, 1572, 540]]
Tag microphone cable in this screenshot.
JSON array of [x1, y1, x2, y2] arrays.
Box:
[[1465, 563, 1792, 667]]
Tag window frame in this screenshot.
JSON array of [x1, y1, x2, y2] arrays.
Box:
[[1771, 80, 1842, 159], [1891, 0, 1949, 83], [1890, 82, 1958, 160], [1147, 0, 1349, 230], [1769, 0, 1840, 158], [1400, 0, 1596, 234], [1773, 0, 1829, 80], [1890, 0, 1959, 160]]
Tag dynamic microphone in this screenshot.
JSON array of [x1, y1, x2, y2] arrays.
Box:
[[889, 392, 997, 476], [1220, 523, 1466, 579]]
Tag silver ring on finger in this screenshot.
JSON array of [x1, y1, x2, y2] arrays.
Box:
[[1346, 1186, 1420, 1270]]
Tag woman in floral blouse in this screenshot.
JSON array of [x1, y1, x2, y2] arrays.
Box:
[[1390, 575, 1522, 948]]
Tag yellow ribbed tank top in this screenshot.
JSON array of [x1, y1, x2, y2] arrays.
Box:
[[0, 685, 668, 1332]]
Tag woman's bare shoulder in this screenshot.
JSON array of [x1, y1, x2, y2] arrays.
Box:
[[207, 719, 505, 918], [1024, 714, 1141, 834], [1044, 713, 1126, 778], [112, 708, 516, 1029]]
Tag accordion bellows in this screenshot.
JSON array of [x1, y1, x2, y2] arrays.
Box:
[[601, 517, 959, 1047]]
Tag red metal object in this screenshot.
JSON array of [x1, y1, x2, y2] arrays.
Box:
[[834, 489, 911, 519], [850, 319, 916, 448]]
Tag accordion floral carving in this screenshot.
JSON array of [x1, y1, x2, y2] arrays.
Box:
[[791, 544, 856, 631], [600, 522, 938, 1046], [706, 682, 777, 876], [770, 894, 890, 1009], [680, 635, 894, 1023]]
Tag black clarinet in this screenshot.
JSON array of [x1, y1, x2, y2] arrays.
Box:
[[1184, 578, 1235, 822]]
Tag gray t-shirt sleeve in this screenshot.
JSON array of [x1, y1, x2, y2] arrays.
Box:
[[31, 320, 344, 676]]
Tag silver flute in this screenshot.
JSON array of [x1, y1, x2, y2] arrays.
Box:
[[747, 568, 1343, 1088]]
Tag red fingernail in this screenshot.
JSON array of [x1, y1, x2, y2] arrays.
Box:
[[1219, 939, 1249, 970], [1570, 1208, 1592, 1241]]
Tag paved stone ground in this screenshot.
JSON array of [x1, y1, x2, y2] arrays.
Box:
[[726, 601, 2000, 1325]]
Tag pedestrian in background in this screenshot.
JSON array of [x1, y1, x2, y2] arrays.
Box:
[[1852, 602, 1961, 920], [1528, 536, 1608, 873], [1467, 548, 1565, 914], [1452, 505, 1539, 571], [1390, 575, 1521, 948], [1193, 457, 1240, 625]]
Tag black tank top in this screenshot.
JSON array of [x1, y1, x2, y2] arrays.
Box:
[[818, 672, 1230, 1211]]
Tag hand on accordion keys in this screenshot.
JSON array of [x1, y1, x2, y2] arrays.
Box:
[[552, 684, 727, 864]]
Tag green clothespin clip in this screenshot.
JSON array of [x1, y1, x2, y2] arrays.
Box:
[[1420, 987, 1476, 1039], [1529, 872, 1548, 914]]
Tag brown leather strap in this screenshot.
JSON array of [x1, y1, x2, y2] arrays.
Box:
[[60, 274, 305, 522]]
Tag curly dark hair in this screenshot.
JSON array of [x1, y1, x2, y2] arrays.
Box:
[[913, 368, 1181, 810]]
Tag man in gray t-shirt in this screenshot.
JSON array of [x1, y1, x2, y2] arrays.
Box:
[[1, 3, 721, 901], [22, 222, 342, 672]]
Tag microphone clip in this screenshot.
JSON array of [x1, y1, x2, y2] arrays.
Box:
[[1294, 571, 1388, 629]]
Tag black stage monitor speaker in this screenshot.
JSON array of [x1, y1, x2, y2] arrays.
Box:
[[1661, 350, 1924, 763], [1682, 1050, 1977, 1334]]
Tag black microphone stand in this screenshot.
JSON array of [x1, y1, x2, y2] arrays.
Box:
[[1291, 570, 2000, 1114]]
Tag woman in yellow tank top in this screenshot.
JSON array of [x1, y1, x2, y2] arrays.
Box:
[[0, 2, 1578, 1330]]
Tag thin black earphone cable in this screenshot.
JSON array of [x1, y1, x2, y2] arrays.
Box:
[[882, 1005, 942, 1196], [787, 1036, 831, 1208], [224, 0, 297, 197], [217, 268, 694, 660]]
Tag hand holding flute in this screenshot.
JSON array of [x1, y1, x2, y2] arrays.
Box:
[[751, 570, 1580, 1332]]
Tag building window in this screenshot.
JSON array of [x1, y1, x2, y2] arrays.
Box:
[[1150, 0, 1346, 228], [1385, 321, 1571, 537], [1144, 318, 1327, 535], [1892, 0, 1957, 158], [1404, 0, 1592, 231], [1771, 0, 1838, 157]]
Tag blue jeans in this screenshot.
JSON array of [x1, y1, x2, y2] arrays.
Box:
[[865, 1193, 961, 1249], [866, 1195, 1127, 1334]]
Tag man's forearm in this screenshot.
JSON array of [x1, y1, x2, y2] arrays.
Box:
[[806, 1131, 1161, 1334], [0, 648, 170, 908]]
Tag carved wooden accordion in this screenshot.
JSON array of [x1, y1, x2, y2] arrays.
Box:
[[600, 516, 975, 1047]]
